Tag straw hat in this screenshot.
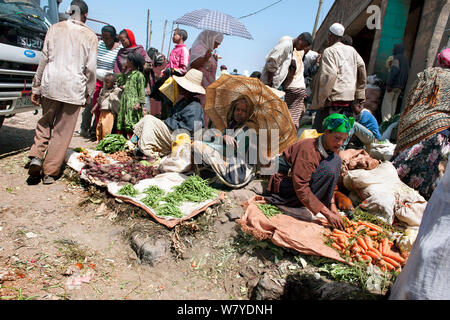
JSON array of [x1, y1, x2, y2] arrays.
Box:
[[173, 69, 206, 95]]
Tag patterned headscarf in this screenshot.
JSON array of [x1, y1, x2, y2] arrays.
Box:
[[322, 113, 355, 134], [437, 48, 450, 68]]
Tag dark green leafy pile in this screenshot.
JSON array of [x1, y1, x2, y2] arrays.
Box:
[[380, 114, 400, 134], [117, 184, 140, 197], [257, 203, 283, 219], [96, 134, 127, 154]]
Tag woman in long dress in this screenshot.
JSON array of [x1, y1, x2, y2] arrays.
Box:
[[188, 30, 224, 125]]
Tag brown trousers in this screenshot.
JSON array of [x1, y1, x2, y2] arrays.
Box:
[[96, 110, 115, 141], [29, 97, 81, 176]]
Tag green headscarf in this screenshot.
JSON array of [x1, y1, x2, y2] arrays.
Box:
[[322, 113, 355, 134]]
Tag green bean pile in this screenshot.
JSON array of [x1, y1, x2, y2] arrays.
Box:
[[141, 186, 165, 208], [117, 184, 140, 197], [257, 203, 283, 219], [156, 203, 184, 219], [171, 175, 218, 204], [118, 176, 218, 219]]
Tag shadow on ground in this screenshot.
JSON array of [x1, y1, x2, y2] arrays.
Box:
[[0, 125, 35, 157]]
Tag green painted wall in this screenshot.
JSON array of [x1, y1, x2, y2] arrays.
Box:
[[374, 0, 411, 81]]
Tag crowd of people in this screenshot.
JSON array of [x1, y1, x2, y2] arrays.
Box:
[[22, 0, 449, 299]]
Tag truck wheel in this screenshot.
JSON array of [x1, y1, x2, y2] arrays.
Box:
[[0, 116, 4, 129]]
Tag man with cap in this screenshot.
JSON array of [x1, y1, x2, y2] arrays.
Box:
[[282, 32, 313, 129], [265, 113, 355, 230], [128, 69, 206, 159], [311, 23, 367, 132], [261, 33, 312, 90]]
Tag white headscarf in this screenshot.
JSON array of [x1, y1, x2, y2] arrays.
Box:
[[188, 30, 224, 66]]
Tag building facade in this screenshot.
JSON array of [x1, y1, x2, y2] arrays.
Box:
[[313, 0, 449, 110]]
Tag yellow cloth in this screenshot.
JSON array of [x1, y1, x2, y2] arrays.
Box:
[[299, 129, 323, 140]]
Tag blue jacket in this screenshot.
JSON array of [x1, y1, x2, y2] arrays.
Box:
[[358, 109, 381, 140], [164, 97, 205, 134]]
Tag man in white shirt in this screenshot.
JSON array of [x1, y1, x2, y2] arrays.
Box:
[[283, 32, 313, 129], [28, 0, 98, 185], [311, 23, 367, 132], [260, 34, 311, 90]]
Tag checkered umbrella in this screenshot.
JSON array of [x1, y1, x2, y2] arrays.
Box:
[[174, 9, 254, 40]]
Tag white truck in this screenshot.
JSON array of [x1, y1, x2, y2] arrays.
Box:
[[0, 0, 61, 129]]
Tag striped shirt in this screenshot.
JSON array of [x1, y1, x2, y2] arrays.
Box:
[[97, 40, 122, 71]]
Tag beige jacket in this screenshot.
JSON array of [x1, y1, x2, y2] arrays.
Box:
[[97, 86, 121, 114], [32, 19, 98, 106], [260, 36, 294, 89], [310, 42, 366, 110]]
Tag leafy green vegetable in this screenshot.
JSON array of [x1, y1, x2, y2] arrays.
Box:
[[117, 184, 140, 197], [170, 175, 218, 204], [96, 134, 127, 154], [140, 160, 152, 167], [257, 203, 283, 218], [156, 203, 184, 219], [379, 114, 400, 133], [141, 186, 165, 208]]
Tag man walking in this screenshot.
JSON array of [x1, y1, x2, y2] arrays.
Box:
[[28, 0, 98, 184], [311, 23, 367, 132], [282, 32, 313, 130], [381, 43, 409, 123], [261, 34, 311, 90]]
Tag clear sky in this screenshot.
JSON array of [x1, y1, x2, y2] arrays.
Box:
[[59, 0, 335, 76]]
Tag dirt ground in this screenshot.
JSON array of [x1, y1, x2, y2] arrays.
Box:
[[0, 112, 387, 301]]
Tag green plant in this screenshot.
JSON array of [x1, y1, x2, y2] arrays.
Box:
[[96, 134, 127, 154]]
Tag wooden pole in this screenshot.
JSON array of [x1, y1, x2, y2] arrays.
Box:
[[149, 20, 153, 48], [167, 21, 175, 58], [312, 0, 324, 40], [146, 9, 150, 51], [161, 19, 168, 54]]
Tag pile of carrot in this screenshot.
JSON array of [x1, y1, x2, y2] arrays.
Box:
[[327, 217, 409, 272]]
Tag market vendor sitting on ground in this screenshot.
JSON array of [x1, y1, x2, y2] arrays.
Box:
[[343, 100, 380, 149], [130, 69, 205, 159], [192, 95, 258, 188], [265, 114, 355, 230]]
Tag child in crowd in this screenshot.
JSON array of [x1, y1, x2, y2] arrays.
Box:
[[344, 101, 381, 149], [161, 28, 189, 77], [143, 60, 155, 115], [158, 29, 190, 120], [91, 74, 122, 142], [116, 52, 147, 139]]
